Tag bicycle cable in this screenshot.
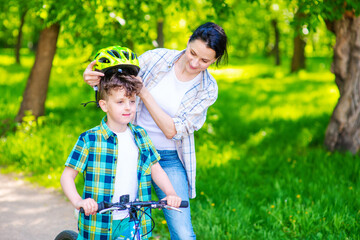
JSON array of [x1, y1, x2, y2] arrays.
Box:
[[129, 210, 139, 240], [138, 207, 156, 239]]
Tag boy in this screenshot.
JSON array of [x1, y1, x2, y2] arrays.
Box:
[[60, 64, 181, 239]]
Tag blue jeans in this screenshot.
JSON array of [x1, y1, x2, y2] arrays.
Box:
[[153, 150, 196, 240]]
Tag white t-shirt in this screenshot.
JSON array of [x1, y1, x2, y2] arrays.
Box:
[[112, 127, 139, 220], [137, 66, 200, 150]]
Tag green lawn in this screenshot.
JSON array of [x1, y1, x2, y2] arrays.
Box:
[[0, 50, 359, 239]]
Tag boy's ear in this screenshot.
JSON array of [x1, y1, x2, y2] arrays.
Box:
[[99, 99, 107, 112]]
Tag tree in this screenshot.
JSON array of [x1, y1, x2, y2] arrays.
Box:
[[15, 7, 28, 64], [323, 5, 360, 153], [291, 10, 307, 72], [156, 4, 165, 48], [0, 0, 36, 64], [288, 0, 360, 154], [15, 23, 60, 122], [14, 0, 153, 122], [271, 19, 281, 65], [14, 0, 230, 123], [240, 1, 293, 63], [248, 0, 360, 153], [15, 0, 76, 122], [295, 0, 360, 153]]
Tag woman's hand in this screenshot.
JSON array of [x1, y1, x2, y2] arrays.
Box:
[[83, 61, 104, 87], [134, 76, 147, 98], [135, 75, 177, 139], [162, 195, 182, 208]]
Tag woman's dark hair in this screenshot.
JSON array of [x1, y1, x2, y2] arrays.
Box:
[[99, 72, 143, 100], [189, 22, 228, 66]]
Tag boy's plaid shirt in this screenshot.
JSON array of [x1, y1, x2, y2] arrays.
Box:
[[136, 48, 218, 199], [65, 116, 160, 240]]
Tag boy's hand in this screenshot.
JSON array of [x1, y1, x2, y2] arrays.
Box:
[[83, 61, 104, 87], [76, 198, 98, 216], [162, 195, 182, 208]]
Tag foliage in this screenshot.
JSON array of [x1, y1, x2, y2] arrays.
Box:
[[0, 0, 337, 64], [1, 50, 360, 239], [252, 0, 360, 30], [0, 0, 231, 62], [0, 0, 40, 48]]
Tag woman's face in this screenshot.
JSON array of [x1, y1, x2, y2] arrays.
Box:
[[183, 39, 217, 75]]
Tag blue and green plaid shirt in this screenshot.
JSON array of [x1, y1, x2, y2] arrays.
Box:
[[65, 116, 160, 240]]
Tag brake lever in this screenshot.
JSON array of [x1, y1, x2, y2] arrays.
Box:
[[164, 206, 183, 213], [99, 207, 120, 214]]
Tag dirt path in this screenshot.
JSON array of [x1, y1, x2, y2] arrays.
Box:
[[0, 173, 78, 240]]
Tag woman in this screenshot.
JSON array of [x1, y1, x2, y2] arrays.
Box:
[[83, 22, 228, 239]]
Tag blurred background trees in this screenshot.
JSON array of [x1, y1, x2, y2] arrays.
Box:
[[1, 0, 360, 154]]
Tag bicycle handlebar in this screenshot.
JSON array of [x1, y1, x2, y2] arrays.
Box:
[[80, 200, 188, 214]]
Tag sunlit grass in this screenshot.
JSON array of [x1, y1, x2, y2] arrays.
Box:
[[193, 58, 359, 239], [209, 65, 338, 122], [1, 50, 359, 239]]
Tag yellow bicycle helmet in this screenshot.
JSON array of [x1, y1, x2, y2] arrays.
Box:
[[93, 45, 140, 76]]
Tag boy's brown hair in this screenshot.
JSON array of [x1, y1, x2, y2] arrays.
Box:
[[99, 72, 143, 100]]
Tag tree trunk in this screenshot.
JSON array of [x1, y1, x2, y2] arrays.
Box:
[[324, 15, 360, 154], [271, 19, 281, 66], [15, 23, 60, 122], [15, 8, 28, 65], [156, 4, 164, 48], [291, 34, 306, 72], [291, 11, 306, 72], [156, 18, 164, 48]]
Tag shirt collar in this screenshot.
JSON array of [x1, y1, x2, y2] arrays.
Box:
[[100, 116, 114, 140], [100, 116, 139, 143], [163, 49, 186, 71], [163, 49, 207, 82]]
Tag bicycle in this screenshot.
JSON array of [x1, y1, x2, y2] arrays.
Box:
[[54, 194, 188, 240]]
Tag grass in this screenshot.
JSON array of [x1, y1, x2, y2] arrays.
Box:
[[1, 50, 359, 239]]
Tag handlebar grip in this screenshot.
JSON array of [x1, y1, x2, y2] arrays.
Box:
[[79, 202, 106, 214], [161, 200, 189, 208], [179, 201, 189, 208], [97, 202, 106, 211]]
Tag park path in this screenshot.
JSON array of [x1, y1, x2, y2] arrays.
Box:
[[0, 173, 78, 240]]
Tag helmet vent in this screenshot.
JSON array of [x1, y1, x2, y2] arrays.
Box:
[[122, 51, 130, 60], [111, 50, 121, 58], [107, 50, 116, 58], [98, 57, 110, 63]]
